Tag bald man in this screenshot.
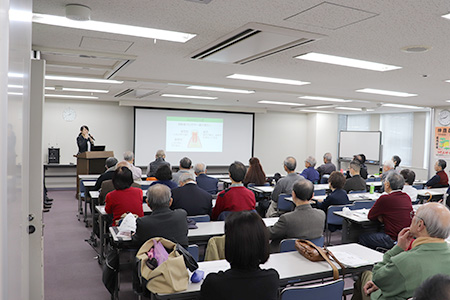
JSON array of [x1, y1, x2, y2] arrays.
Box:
[[353, 202, 450, 300]]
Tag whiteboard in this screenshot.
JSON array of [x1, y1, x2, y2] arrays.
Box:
[[339, 131, 382, 163]]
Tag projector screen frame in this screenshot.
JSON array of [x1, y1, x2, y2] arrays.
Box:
[[133, 106, 255, 167]]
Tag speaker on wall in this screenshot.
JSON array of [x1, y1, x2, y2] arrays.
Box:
[[48, 148, 60, 164]]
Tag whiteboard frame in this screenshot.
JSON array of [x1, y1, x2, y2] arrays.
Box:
[[338, 131, 382, 164]]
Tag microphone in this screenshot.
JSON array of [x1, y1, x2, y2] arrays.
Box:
[[89, 134, 95, 141]]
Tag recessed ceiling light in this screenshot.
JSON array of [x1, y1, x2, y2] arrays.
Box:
[[258, 100, 305, 106], [299, 109, 334, 114], [227, 74, 310, 86], [382, 103, 424, 109], [299, 96, 351, 103], [187, 86, 254, 94], [295, 53, 401, 72], [442, 12, 450, 20], [45, 75, 123, 84], [335, 107, 362, 111], [45, 94, 98, 99], [32, 13, 196, 43], [45, 87, 109, 93], [356, 88, 417, 97], [161, 94, 218, 100]]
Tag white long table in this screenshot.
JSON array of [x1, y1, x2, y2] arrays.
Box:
[[313, 192, 381, 203], [154, 243, 383, 300]]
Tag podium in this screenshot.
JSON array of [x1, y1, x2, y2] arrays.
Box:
[[76, 151, 114, 191]]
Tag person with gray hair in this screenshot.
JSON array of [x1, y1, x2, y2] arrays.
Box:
[[171, 172, 213, 216], [425, 159, 449, 188], [359, 172, 413, 250], [353, 203, 450, 300], [132, 184, 188, 248], [123, 150, 142, 181], [172, 157, 193, 185], [93, 157, 118, 191], [146, 149, 170, 177], [380, 159, 395, 192], [316, 152, 336, 182], [300, 156, 320, 183], [194, 162, 218, 194], [266, 156, 305, 217]]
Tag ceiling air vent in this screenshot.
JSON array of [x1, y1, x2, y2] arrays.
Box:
[[190, 22, 325, 65], [114, 89, 134, 98]]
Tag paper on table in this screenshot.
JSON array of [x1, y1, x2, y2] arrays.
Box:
[[331, 251, 370, 267]]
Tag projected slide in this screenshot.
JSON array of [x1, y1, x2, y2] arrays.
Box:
[[166, 116, 223, 152]]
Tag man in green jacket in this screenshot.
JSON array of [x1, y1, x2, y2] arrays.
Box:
[[352, 202, 450, 300]]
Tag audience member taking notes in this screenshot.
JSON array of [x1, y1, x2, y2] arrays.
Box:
[[171, 172, 212, 216], [300, 156, 320, 183], [194, 162, 218, 195], [426, 159, 449, 188]]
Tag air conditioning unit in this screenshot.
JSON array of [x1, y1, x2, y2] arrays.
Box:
[[190, 22, 325, 65]]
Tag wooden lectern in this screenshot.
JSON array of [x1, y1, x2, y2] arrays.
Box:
[[76, 151, 114, 191]]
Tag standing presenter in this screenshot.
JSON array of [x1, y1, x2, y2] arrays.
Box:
[[77, 125, 95, 154]]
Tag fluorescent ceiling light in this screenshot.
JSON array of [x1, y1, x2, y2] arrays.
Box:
[[442, 13, 450, 20], [45, 87, 109, 93], [309, 105, 335, 109], [227, 74, 310, 86], [8, 92, 23, 96], [45, 75, 123, 84], [161, 94, 217, 100], [299, 96, 351, 103], [45, 94, 98, 99], [382, 103, 424, 109], [299, 109, 333, 114], [32, 13, 196, 43], [8, 84, 23, 89], [295, 52, 401, 72], [187, 86, 254, 94], [356, 88, 417, 97], [9, 9, 32, 22], [8, 72, 23, 78], [258, 100, 305, 106], [335, 107, 362, 111]]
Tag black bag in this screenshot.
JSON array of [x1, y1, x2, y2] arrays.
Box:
[[102, 247, 119, 295], [176, 244, 199, 272]]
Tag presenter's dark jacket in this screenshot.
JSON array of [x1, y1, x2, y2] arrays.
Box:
[[343, 175, 367, 193], [426, 170, 449, 188], [76, 134, 93, 154], [200, 267, 279, 300], [132, 207, 188, 248], [196, 173, 219, 194], [316, 189, 350, 213], [171, 182, 212, 216]]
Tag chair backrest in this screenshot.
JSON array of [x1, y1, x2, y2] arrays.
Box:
[[278, 194, 295, 212], [366, 177, 376, 182], [280, 279, 344, 300], [188, 215, 211, 222], [352, 200, 375, 209], [327, 204, 354, 226], [217, 211, 232, 221], [187, 244, 199, 262], [349, 189, 366, 194], [279, 236, 324, 253], [320, 175, 330, 184], [314, 189, 326, 196]]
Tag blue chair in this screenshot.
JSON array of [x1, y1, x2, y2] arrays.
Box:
[[279, 236, 324, 253], [314, 189, 326, 196], [280, 279, 344, 300], [187, 244, 199, 262], [366, 177, 376, 182], [188, 215, 210, 222], [217, 211, 232, 221], [277, 194, 295, 213], [349, 190, 366, 194], [326, 204, 354, 245], [352, 200, 375, 209], [320, 175, 330, 184]]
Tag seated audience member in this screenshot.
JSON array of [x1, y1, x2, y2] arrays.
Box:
[[300, 156, 320, 183], [149, 164, 178, 190], [99, 161, 141, 205], [400, 169, 418, 202], [269, 180, 325, 251], [123, 151, 142, 181], [172, 157, 192, 185], [392, 155, 402, 171], [132, 184, 188, 248], [105, 166, 144, 226], [353, 154, 368, 179], [359, 172, 413, 250], [266, 156, 304, 217], [194, 162, 218, 194], [243, 157, 267, 186], [352, 203, 450, 300], [316, 171, 350, 212], [316, 152, 336, 182], [426, 159, 449, 188], [200, 211, 279, 300], [212, 161, 256, 221], [171, 173, 212, 216], [93, 157, 118, 191], [413, 274, 450, 300], [380, 160, 395, 193], [146, 149, 170, 177], [344, 160, 367, 193]]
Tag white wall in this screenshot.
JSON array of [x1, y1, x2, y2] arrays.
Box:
[[43, 100, 133, 164]]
